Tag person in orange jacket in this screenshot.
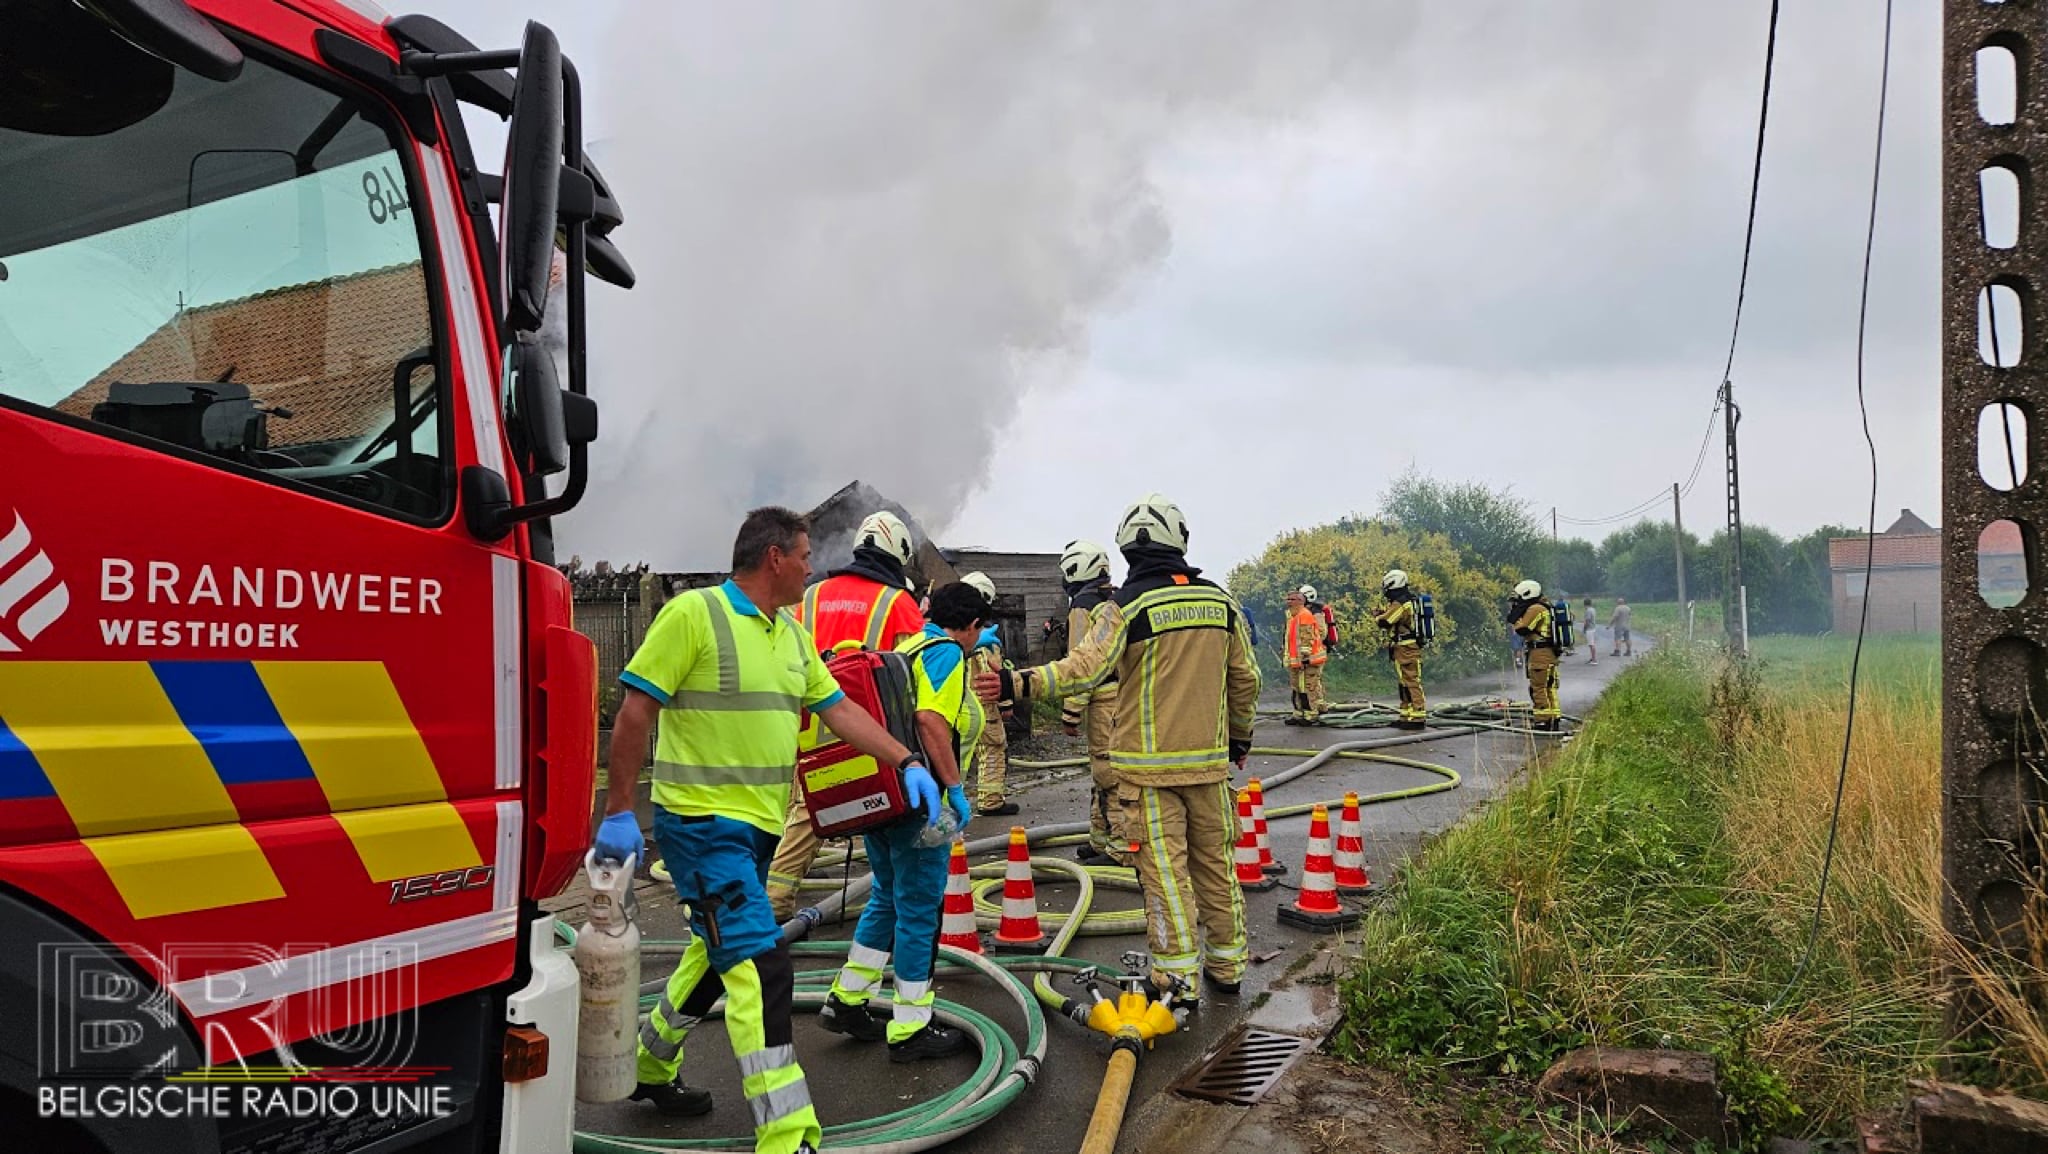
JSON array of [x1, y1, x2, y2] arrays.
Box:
[[1284, 587, 1328, 725]]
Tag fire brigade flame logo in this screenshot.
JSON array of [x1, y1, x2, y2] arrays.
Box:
[[0, 508, 70, 652]]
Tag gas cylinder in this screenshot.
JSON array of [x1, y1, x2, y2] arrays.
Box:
[[1551, 599, 1576, 650], [1416, 593, 1437, 644], [574, 849, 641, 1103]]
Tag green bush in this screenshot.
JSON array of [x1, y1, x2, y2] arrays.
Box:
[[1227, 519, 1520, 690]]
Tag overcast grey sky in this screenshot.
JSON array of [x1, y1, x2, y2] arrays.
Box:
[[414, 0, 1944, 574]]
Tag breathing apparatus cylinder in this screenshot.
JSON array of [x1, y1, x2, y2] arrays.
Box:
[[1551, 599, 1575, 650], [1417, 593, 1437, 644], [574, 850, 642, 1103]]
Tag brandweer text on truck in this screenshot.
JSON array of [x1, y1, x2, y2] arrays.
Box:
[[0, 2, 631, 1152]]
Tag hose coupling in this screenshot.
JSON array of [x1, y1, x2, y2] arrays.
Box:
[[1011, 1054, 1043, 1085]]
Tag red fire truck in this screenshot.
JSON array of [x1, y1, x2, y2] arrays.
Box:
[[0, 2, 626, 1151]]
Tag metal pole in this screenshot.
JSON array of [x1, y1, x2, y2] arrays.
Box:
[[1672, 481, 1688, 610]]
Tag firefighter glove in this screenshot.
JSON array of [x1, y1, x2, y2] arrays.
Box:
[[903, 763, 941, 824], [945, 784, 972, 827], [1229, 738, 1253, 765], [594, 812, 642, 865]]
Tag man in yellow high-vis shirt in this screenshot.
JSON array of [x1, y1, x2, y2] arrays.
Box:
[[594, 507, 928, 1154]]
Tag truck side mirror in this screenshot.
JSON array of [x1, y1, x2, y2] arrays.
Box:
[[505, 332, 568, 476], [497, 21, 562, 334]]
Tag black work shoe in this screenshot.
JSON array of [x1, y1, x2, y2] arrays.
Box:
[[629, 1079, 713, 1117], [977, 801, 1021, 817], [1076, 844, 1111, 863], [1203, 973, 1243, 996], [819, 992, 888, 1042], [888, 1022, 970, 1063]]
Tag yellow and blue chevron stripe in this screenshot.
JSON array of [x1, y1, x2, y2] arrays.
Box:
[[0, 661, 481, 919]]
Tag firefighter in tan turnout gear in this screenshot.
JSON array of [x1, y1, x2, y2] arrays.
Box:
[[1057, 540, 1132, 866], [1372, 569, 1427, 730], [959, 571, 1019, 816], [1508, 578, 1563, 731], [979, 495, 1260, 1004], [1283, 586, 1328, 725]]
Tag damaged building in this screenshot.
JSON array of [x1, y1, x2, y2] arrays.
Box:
[[568, 482, 1064, 740]]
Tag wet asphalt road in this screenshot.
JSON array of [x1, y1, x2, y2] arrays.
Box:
[[562, 647, 1645, 1153]]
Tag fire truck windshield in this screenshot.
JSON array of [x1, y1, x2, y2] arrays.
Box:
[[0, 42, 449, 521]]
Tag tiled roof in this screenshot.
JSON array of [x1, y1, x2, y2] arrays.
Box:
[[1885, 508, 1937, 535], [1829, 520, 2024, 570], [1829, 533, 1941, 571], [56, 263, 430, 448]]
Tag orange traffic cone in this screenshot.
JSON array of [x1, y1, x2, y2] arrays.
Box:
[[938, 837, 983, 954], [990, 826, 1048, 953], [1278, 803, 1359, 932], [1333, 791, 1374, 895], [1248, 778, 1286, 875], [1233, 789, 1277, 892]]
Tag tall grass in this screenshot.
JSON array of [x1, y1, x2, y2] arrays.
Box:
[[1336, 635, 2044, 1147]]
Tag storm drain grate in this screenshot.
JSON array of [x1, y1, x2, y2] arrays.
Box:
[[1169, 1027, 1313, 1105]]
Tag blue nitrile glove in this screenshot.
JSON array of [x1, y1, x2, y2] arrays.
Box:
[[946, 784, 972, 827], [903, 761, 941, 824], [976, 624, 1001, 652], [593, 812, 642, 864]]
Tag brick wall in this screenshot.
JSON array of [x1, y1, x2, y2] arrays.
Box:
[[1832, 565, 1940, 634]]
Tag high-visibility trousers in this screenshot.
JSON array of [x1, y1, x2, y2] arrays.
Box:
[[638, 813, 820, 1154], [1394, 643, 1426, 720], [764, 785, 821, 922], [1084, 691, 1131, 862], [1527, 646, 1561, 720], [973, 718, 1009, 809], [1121, 779, 1247, 991], [828, 820, 950, 1043]]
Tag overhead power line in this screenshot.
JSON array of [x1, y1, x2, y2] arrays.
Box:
[[1557, 0, 1780, 539], [1763, 0, 1891, 1018], [1555, 401, 1721, 528], [1723, 0, 1783, 388]]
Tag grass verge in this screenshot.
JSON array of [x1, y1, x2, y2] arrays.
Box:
[[1332, 635, 2043, 1149]]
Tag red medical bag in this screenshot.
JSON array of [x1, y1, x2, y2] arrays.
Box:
[[798, 648, 928, 838]]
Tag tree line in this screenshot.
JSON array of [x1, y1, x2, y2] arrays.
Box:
[[1227, 470, 1854, 688]]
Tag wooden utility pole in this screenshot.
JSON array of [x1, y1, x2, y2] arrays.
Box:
[[1721, 379, 1746, 651]]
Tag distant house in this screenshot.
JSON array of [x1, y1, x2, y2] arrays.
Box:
[[1828, 509, 1941, 634], [1977, 519, 2027, 609]]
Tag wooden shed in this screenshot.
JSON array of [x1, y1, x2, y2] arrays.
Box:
[[946, 548, 1065, 664]]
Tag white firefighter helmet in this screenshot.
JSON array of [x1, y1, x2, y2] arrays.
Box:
[[1059, 540, 1111, 583], [961, 571, 997, 604], [855, 510, 915, 568], [1383, 569, 1410, 592], [1513, 579, 1543, 601], [1298, 584, 1319, 602], [1116, 493, 1189, 553]]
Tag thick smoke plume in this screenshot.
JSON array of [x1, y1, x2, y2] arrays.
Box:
[[569, 1, 1422, 568]]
